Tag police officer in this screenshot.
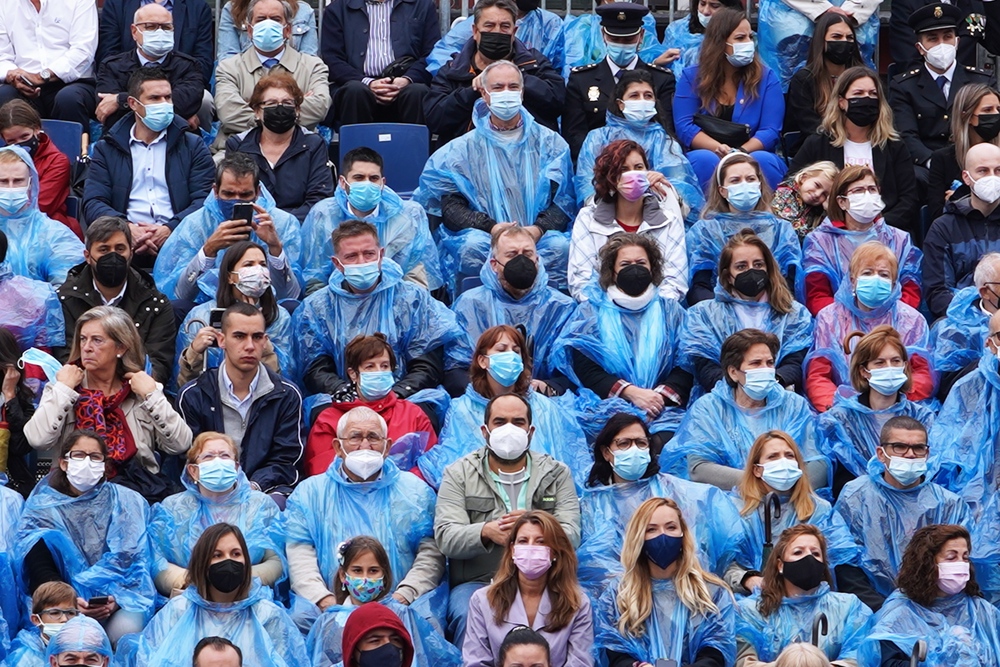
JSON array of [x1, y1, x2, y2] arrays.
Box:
[[889, 0, 991, 70], [889, 2, 995, 184], [561, 2, 675, 161]]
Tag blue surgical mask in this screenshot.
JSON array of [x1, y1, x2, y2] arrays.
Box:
[[741, 367, 776, 400], [605, 41, 638, 67], [138, 101, 175, 132], [251, 18, 286, 53], [359, 370, 395, 400], [342, 260, 381, 291], [621, 99, 656, 123], [18, 347, 62, 382], [612, 446, 651, 481], [882, 451, 927, 486], [488, 90, 523, 121], [725, 181, 761, 211], [0, 187, 30, 215], [727, 41, 756, 67], [867, 366, 908, 396], [197, 458, 238, 493], [642, 533, 683, 569], [855, 275, 893, 308], [758, 457, 803, 492], [486, 350, 524, 387], [346, 181, 383, 212], [140, 28, 174, 59]]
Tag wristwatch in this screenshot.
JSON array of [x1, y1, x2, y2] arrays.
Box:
[[39, 69, 52, 83]]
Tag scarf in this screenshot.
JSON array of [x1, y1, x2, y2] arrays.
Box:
[[74, 384, 137, 473]]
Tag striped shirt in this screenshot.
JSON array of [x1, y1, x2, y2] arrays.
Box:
[[363, 0, 396, 79]]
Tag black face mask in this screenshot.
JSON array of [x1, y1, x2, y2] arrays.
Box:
[[358, 642, 403, 667], [845, 97, 880, 128], [516, 0, 540, 12], [207, 559, 246, 593], [781, 554, 827, 591], [94, 252, 129, 288], [501, 254, 537, 290], [15, 135, 39, 158], [733, 268, 769, 297], [262, 104, 297, 134], [975, 113, 1000, 141], [824, 40, 855, 66], [478, 31, 514, 61], [615, 264, 653, 296]]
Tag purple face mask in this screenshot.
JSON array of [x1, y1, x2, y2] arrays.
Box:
[[617, 170, 649, 202], [512, 544, 553, 580]]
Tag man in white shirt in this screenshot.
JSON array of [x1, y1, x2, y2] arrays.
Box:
[[0, 0, 99, 129]]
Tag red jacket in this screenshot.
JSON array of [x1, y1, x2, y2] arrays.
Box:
[[33, 134, 82, 239], [304, 391, 437, 477]]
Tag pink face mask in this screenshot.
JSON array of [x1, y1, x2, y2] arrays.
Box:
[[617, 170, 649, 202], [512, 544, 553, 580], [938, 561, 970, 596]]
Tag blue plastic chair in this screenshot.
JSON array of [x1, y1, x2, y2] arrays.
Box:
[[338, 123, 429, 198], [65, 195, 79, 220], [41, 119, 84, 167], [457, 275, 483, 296]]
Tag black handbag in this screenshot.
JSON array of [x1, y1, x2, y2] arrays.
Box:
[[693, 112, 752, 147], [379, 56, 416, 80]]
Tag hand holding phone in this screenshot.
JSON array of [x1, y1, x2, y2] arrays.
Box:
[[87, 596, 110, 607]]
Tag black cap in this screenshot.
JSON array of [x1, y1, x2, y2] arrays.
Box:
[[596, 2, 648, 37], [908, 2, 962, 33]]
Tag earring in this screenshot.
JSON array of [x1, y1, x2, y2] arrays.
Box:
[[116, 353, 122, 358]]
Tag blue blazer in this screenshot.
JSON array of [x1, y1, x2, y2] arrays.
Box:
[[673, 64, 784, 151]]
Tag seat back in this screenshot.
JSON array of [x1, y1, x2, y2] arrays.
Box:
[[338, 123, 429, 198], [41, 119, 84, 167]]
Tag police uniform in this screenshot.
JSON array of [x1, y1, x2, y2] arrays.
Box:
[[889, 0, 991, 69], [889, 3, 996, 178], [561, 2, 675, 162]]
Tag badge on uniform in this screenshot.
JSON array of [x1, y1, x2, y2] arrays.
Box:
[[588, 86, 600, 101], [966, 13, 985, 36], [933, 5, 942, 18]]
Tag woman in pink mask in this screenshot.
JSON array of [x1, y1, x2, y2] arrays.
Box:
[[568, 139, 688, 302], [462, 511, 593, 667]]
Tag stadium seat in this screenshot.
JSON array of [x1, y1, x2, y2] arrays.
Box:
[[338, 123, 429, 198]]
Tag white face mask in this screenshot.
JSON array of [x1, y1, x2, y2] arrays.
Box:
[[969, 174, 1000, 204], [922, 42, 957, 71], [845, 191, 885, 224], [697, 11, 711, 26], [621, 99, 657, 123], [65, 458, 105, 493], [486, 423, 530, 461], [342, 448, 384, 480], [41, 622, 65, 642]]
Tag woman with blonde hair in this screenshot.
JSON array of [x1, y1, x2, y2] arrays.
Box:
[[790, 67, 917, 234], [736, 525, 872, 667], [774, 643, 834, 667], [594, 497, 735, 667], [464, 511, 592, 667], [804, 241, 933, 412]]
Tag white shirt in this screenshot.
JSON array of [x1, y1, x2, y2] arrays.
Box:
[[92, 278, 128, 306], [127, 122, 175, 226], [605, 54, 638, 80], [843, 139, 874, 170], [222, 365, 260, 421], [0, 0, 98, 82], [925, 58, 957, 99]]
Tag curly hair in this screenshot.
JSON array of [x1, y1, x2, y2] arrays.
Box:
[[758, 524, 832, 617], [897, 524, 980, 608], [597, 233, 665, 291], [592, 139, 650, 203]]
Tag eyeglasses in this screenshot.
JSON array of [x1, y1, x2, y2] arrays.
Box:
[[259, 101, 296, 109], [65, 451, 106, 463], [38, 608, 80, 621], [197, 452, 235, 463], [341, 433, 386, 446], [136, 22, 174, 31], [845, 185, 880, 196], [881, 442, 929, 457], [610, 437, 650, 451]]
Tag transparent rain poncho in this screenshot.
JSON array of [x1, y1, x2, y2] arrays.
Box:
[[687, 212, 801, 288], [929, 286, 988, 377], [0, 483, 23, 654], [43, 615, 112, 662], [0, 262, 65, 349], [427, 10, 565, 75]]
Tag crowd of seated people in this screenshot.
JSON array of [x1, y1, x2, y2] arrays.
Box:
[[3, 0, 1000, 664]]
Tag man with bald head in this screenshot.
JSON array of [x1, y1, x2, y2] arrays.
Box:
[[923, 142, 1000, 318], [96, 2, 206, 129]]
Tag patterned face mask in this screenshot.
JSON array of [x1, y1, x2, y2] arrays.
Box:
[[342, 574, 385, 603]]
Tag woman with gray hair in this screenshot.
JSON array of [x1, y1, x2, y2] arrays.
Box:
[[24, 305, 192, 502]]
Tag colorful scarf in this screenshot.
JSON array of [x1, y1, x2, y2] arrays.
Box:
[[74, 384, 137, 470]]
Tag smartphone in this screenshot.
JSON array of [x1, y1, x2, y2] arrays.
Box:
[[232, 202, 255, 226], [87, 596, 109, 607], [208, 307, 225, 347], [19, 75, 39, 88]]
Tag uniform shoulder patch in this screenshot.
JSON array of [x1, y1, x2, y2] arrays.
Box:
[[571, 63, 598, 72]]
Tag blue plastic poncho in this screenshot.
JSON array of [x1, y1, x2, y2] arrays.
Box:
[[575, 112, 704, 219], [679, 282, 813, 376], [659, 19, 704, 80], [0, 484, 23, 652], [552, 284, 687, 434], [148, 468, 286, 595], [131, 583, 307, 667], [153, 186, 303, 302], [445, 257, 576, 379], [5, 627, 44, 667], [736, 584, 872, 663], [299, 187, 442, 294], [863, 590, 1000, 667], [578, 474, 746, 597], [177, 298, 297, 381], [835, 456, 973, 597], [594, 577, 736, 666], [804, 278, 932, 393], [413, 101, 576, 293], [930, 286, 987, 377], [932, 352, 1000, 512], [967, 489, 1000, 606], [0, 146, 83, 288], [14, 479, 155, 618], [427, 10, 565, 75], [285, 459, 437, 600], [305, 598, 461, 667], [731, 493, 860, 572], [294, 257, 458, 381], [416, 385, 591, 490], [686, 212, 801, 286], [797, 219, 922, 302], [560, 12, 662, 77], [0, 261, 64, 350], [659, 380, 825, 480], [757, 0, 878, 90], [818, 386, 936, 479], [43, 615, 112, 662]]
